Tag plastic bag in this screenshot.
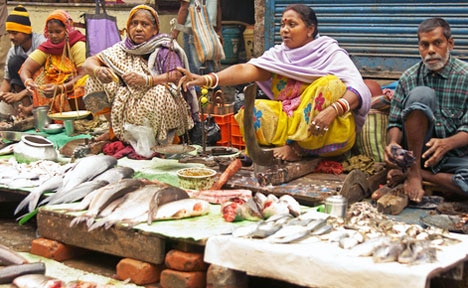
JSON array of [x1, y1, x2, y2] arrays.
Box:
[[204, 115, 221, 146], [123, 121, 155, 158]]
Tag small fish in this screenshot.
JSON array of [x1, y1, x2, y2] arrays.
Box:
[[0, 262, 46, 284], [232, 223, 260, 238], [152, 198, 210, 221], [372, 241, 405, 263], [147, 186, 190, 224], [267, 225, 310, 244], [250, 220, 283, 238]]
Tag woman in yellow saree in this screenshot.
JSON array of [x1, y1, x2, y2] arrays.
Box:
[[20, 9, 87, 115], [179, 4, 371, 161]]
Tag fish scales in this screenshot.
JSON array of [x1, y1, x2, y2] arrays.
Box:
[[91, 166, 135, 184], [46, 180, 109, 206], [147, 186, 190, 224]]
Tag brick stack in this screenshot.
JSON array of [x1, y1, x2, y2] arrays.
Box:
[[160, 249, 208, 288]]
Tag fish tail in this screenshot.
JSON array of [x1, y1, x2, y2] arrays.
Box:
[[14, 193, 34, 216]]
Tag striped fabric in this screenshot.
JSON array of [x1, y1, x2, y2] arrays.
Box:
[[355, 109, 388, 162], [189, 2, 225, 63]]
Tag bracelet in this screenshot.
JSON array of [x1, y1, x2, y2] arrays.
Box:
[[338, 98, 350, 113], [330, 102, 341, 116], [209, 72, 219, 88], [204, 75, 212, 88], [93, 66, 101, 78], [24, 78, 34, 86]]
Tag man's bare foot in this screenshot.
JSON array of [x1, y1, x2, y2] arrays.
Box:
[[404, 172, 425, 203], [272, 145, 302, 162], [387, 169, 406, 187]]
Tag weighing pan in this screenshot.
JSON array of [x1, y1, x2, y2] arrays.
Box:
[[151, 144, 197, 155]]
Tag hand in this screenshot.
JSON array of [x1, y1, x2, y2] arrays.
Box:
[[2, 92, 21, 104], [94, 66, 119, 84], [122, 71, 146, 86], [422, 138, 450, 168], [41, 84, 62, 98], [177, 67, 205, 91], [307, 106, 335, 136], [384, 142, 401, 168]]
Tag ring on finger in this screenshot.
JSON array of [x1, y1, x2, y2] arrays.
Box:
[[324, 127, 329, 131], [315, 125, 320, 130]]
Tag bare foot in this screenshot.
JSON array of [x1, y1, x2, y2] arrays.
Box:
[[387, 169, 406, 187], [404, 171, 425, 203], [272, 145, 302, 162], [94, 132, 110, 142]]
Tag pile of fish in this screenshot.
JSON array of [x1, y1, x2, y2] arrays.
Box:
[[221, 193, 302, 222], [232, 200, 461, 265], [0, 244, 116, 287], [11, 154, 210, 229]]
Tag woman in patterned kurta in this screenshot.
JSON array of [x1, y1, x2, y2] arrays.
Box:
[[83, 5, 195, 144]]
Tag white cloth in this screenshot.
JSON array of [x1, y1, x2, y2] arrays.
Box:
[[205, 234, 468, 288]]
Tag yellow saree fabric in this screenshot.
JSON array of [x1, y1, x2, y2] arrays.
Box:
[[235, 75, 355, 157]]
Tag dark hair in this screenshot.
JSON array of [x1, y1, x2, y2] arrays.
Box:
[[418, 17, 451, 40], [283, 4, 318, 38]]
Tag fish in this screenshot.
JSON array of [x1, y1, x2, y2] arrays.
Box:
[[88, 184, 162, 231], [147, 186, 190, 224], [0, 244, 28, 266], [250, 220, 283, 238], [12, 274, 63, 288], [91, 166, 135, 184], [56, 154, 117, 195], [152, 198, 210, 221], [0, 262, 46, 284], [267, 225, 310, 244], [372, 241, 405, 263], [278, 194, 301, 217], [14, 175, 63, 215], [69, 178, 143, 228], [232, 223, 260, 238], [45, 180, 109, 206]]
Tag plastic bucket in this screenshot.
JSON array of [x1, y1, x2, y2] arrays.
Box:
[[221, 25, 241, 64], [243, 25, 254, 60]]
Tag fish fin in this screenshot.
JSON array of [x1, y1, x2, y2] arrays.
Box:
[[147, 204, 158, 225], [14, 192, 37, 215], [88, 221, 105, 232]]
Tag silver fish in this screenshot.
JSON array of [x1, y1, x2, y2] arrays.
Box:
[[45, 179, 109, 206], [14, 175, 63, 215], [147, 186, 190, 224], [0, 244, 28, 266], [89, 184, 162, 231], [267, 225, 310, 244], [372, 241, 405, 263], [69, 178, 143, 228], [57, 154, 117, 195], [0, 262, 46, 284], [91, 166, 135, 184], [250, 220, 283, 238]]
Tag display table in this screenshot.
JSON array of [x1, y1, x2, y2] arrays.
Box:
[[204, 233, 468, 288]]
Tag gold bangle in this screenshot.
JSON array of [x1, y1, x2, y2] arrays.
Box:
[[93, 66, 101, 78]]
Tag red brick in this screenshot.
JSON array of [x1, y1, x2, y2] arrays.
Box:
[[165, 249, 208, 272], [30, 238, 83, 261], [116, 258, 163, 285], [160, 269, 206, 288]]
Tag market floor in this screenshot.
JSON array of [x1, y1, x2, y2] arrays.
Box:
[[0, 201, 307, 288]]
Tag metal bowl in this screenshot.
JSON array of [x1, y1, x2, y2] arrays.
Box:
[[176, 167, 217, 190], [43, 123, 64, 134]]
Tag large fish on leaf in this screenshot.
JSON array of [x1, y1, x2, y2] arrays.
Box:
[[69, 178, 144, 228], [147, 186, 190, 224], [56, 154, 117, 195], [88, 184, 163, 231], [152, 198, 210, 221], [14, 175, 63, 215]]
